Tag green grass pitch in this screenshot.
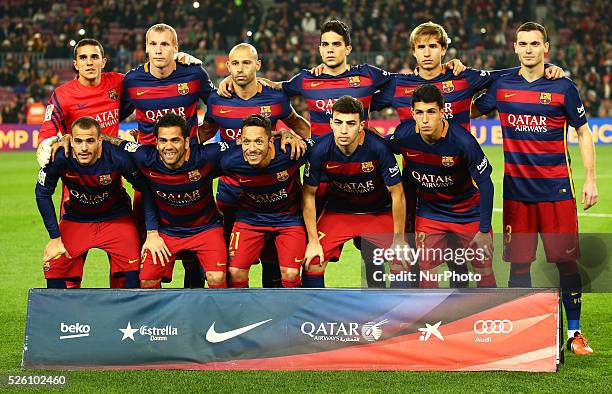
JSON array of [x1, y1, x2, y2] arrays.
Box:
[[0, 146, 610, 392]]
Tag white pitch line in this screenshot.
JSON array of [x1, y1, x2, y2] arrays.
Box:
[[492, 208, 612, 218]]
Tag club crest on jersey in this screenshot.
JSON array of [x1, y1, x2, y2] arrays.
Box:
[[348, 76, 361, 87], [260, 105, 272, 117], [188, 170, 201, 182], [361, 161, 374, 172], [539, 92, 552, 105], [177, 82, 190, 95], [441, 81, 455, 93], [99, 174, 112, 185], [441, 156, 455, 167], [276, 170, 289, 181], [108, 88, 119, 101]]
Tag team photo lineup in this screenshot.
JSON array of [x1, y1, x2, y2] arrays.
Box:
[[24, 5, 602, 367]]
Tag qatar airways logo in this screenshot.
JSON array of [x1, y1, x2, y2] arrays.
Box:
[[247, 189, 288, 204], [315, 98, 338, 115], [69, 190, 110, 205], [145, 107, 186, 122], [332, 180, 375, 194], [155, 189, 201, 205], [507, 114, 548, 133], [411, 171, 454, 188], [93, 109, 120, 129], [442, 102, 454, 119], [221, 128, 241, 140]]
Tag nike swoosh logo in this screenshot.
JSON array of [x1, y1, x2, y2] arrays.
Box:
[[220, 109, 232, 114], [238, 178, 252, 183], [216, 262, 226, 266], [310, 82, 324, 87], [565, 247, 576, 254], [148, 172, 163, 179], [404, 89, 414, 94], [294, 258, 303, 263], [129, 259, 138, 264], [136, 90, 149, 96], [406, 153, 419, 157], [64, 173, 79, 179], [205, 319, 272, 343], [326, 165, 341, 169], [504, 93, 517, 98]]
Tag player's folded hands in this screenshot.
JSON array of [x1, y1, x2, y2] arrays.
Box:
[[142, 230, 171, 267]]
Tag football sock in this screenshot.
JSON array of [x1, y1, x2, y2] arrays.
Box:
[[182, 256, 205, 288], [477, 273, 497, 288], [109, 274, 126, 288], [449, 261, 469, 288], [123, 270, 140, 289], [141, 281, 161, 289], [360, 238, 386, 288], [230, 279, 249, 288], [508, 263, 532, 287], [65, 280, 81, 288], [389, 269, 411, 288], [208, 281, 227, 289], [420, 270, 439, 288], [281, 277, 301, 288], [47, 278, 67, 289], [261, 261, 282, 288], [557, 261, 582, 333], [302, 272, 325, 288]]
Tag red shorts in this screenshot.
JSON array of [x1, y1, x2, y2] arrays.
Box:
[[503, 199, 579, 264], [229, 222, 306, 270], [140, 227, 227, 282], [43, 216, 141, 280], [313, 210, 395, 265], [415, 216, 492, 270]]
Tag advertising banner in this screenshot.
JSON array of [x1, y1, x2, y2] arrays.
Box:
[[23, 288, 560, 372]]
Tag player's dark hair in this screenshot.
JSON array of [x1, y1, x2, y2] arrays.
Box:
[[71, 116, 101, 136], [73, 38, 105, 60], [332, 95, 364, 120], [516, 22, 548, 42], [412, 84, 445, 109], [154, 113, 189, 139], [320, 19, 351, 46], [242, 114, 272, 138]]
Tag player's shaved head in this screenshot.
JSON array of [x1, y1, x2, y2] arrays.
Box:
[[146, 23, 178, 46], [229, 43, 258, 59]]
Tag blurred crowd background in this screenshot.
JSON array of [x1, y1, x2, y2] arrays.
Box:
[[0, 0, 610, 123]]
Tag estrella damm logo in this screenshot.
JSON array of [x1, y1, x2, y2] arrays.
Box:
[[177, 82, 190, 95], [188, 169, 201, 182], [348, 76, 361, 87], [441, 156, 455, 167], [276, 170, 289, 181], [441, 81, 455, 93], [260, 105, 272, 117], [361, 161, 374, 172], [539, 92, 552, 105], [108, 88, 118, 101], [99, 174, 112, 185]]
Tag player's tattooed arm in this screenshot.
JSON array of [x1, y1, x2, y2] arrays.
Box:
[[274, 129, 308, 160], [281, 108, 311, 138], [100, 134, 129, 146], [48, 134, 71, 162], [198, 121, 218, 144], [575, 123, 599, 210]]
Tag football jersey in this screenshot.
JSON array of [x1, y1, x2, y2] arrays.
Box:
[[120, 140, 224, 237], [304, 130, 401, 214], [220, 138, 313, 227], [373, 66, 513, 130], [283, 64, 393, 137], [122, 62, 215, 145], [388, 121, 493, 232], [35, 142, 153, 238], [204, 84, 292, 141], [38, 72, 131, 143], [474, 70, 587, 202]]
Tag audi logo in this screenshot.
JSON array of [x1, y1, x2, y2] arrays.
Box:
[[473, 320, 513, 334]]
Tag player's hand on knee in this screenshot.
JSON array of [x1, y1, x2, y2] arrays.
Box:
[[304, 242, 324, 270], [469, 231, 493, 260], [544, 65, 566, 80], [175, 51, 203, 65], [43, 237, 71, 262], [142, 230, 170, 267], [36, 136, 58, 167], [581, 180, 599, 210], [445, 58, 466, 76], [218, 76, 234, 98], [278, 130, 306, 160], [310, 63, 325, 76]]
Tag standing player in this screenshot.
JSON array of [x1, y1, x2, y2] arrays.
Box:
[[35, 117, 156, 288], [199, 43, 310, 288], [220, 115, 312, 288], [472, 22, 598, 354], [114, 114, 228, 289], [388, 85, 496, 288], [302, 96, 406, 287], [122, 23, 215, 288]]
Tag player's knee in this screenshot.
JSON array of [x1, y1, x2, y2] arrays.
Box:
[[141, 279, 161, 289], [305, 261, 326, 274], [280, 267, 300, 281], [229, 267, 249, 282], [206, 271, 226, 286]]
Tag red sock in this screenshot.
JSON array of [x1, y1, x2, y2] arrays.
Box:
[[209, 282, 228, 289], [281, 278, 301, 288], [141, 281, 161, 289], [478, 273, 497, 287], [66, 280, 81, 289], [110, 275, 126, 289]]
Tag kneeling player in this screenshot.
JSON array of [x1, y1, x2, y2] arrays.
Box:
[[302, 96, 406, 287], [220, 115, 311, 288], [388, 85, 496, 288], [35, 117, 155, 288], [117, 114, 227, 288]]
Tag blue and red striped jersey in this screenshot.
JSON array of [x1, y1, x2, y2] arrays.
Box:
[[373, 67, 513, 130], [219, 138, 313, 227], [35, 142, 153, 238], [205, 84, 292, 141], [388, 121, 494, 232], [119, 140, 225, 236], [304, 130, 401, 214], [474, 71, 587, 202], [282, 64, 393, 137], [122, 62, 215, 145]]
